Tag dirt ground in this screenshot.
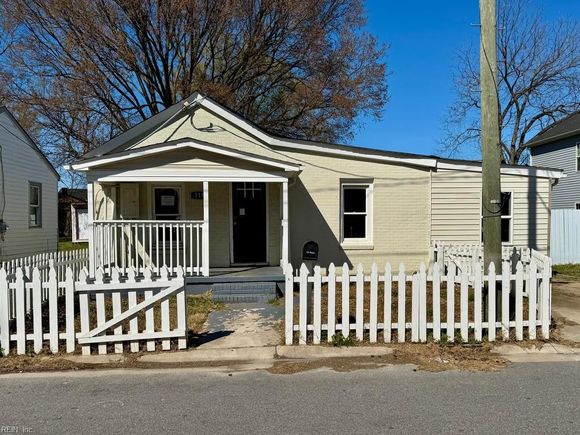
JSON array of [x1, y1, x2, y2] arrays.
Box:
[[268, 343, 509, 375]]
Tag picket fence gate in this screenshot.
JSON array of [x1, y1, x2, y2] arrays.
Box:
[[0, 265, 186, 356], [284, 259, 551, 345]]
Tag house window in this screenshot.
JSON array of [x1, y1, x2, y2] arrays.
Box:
[[153, 187, 181, 220], [577, 143, 580, 172], [481, 192, 512, 243], [341, 182, 373, 244], [29, 182, 42, 227], [500, 192, 512, 243]]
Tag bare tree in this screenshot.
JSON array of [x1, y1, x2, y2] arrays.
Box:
[[0, 0, 388, 175], [443, 0, 580, 164]]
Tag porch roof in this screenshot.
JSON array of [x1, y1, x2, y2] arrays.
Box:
[[71, 138, 303, 172]]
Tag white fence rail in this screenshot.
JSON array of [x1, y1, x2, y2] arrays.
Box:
[[0, 265, 186, 356], [284, 259, 551, 345], [93, 220, 205, 276], [1, 249, 88, 281]]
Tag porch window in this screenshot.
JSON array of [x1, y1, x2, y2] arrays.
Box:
[[154, 187, 181, 220], [29, 182, 42, 227], [341, 182, 373, 245]]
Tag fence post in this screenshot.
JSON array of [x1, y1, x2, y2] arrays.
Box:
[[446, 262, 456, 342], [419, 263, 427, 342], [541, 258, 551, 339], [313, 265, 321, 344], [398, 263, 406, 343], [48, 267, 59, 353], [488, 262, 496, 342], [528, 260, 537, 340], [327, 263, 336, 343], [176, 266, 187, 350], [432, 263, 441, 341], [341, 263, 350, 338], [284, 264, 294, 345], [127, 267, 139, 352], [411, 273, 419, 342], [369, 263, 378, 343], [501, 261, 510, 341], [298, 263, 308, 345], [515, 262, 524, 340], [65, 267, 76, 353], [474, 261, 482, 342], [460, 267, 468, 342], [0, 268, 9, 355], [79, 268, 91, 356], [384, 263, 392, 343], [15, 268, 26, 355], [32, 268, 43, 353]]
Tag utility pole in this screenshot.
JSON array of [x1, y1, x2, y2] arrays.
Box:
[[480, 0, 502, 275]]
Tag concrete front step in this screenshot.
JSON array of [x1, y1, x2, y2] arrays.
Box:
[[210, 281, 277, 303]]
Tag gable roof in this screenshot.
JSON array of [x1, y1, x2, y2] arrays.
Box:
[[526, 112, 580, 148], [0, 107, 60, 180], [74, 92, 563, 179]]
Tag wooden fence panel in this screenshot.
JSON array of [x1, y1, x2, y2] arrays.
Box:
[[284, 253, 552, 346]]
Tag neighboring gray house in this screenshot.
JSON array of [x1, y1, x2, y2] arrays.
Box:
[[528, 112, 580, 209], [0, 107, 59, 261]]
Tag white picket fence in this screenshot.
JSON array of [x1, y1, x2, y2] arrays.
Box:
[[430, 242, 537, 276], [0, 265, 186, 356], [284, 258, 551, 345], [1, 249, 88, 281], [1, 250, 88, 322]]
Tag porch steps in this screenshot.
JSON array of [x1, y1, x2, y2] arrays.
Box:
[[209, 281, 278, 303]]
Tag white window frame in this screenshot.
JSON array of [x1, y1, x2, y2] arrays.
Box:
[[480, 190, 513, 244], [500, 191, 513, 244], [340, 181, 373, 248], [577, 142, 580, 172], [29, 182, 42, 228]]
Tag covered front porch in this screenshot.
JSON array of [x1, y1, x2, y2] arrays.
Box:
[[79, 141, 300, 278], [88, 180, 290, 278]]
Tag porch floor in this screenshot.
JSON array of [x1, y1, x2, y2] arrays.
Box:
[[186, 266, 284, 284]]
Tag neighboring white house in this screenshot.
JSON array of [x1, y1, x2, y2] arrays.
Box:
[[0, 107, 59, 261]]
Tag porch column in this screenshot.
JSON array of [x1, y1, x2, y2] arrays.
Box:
[[281, 180, 289, 269], [87, 182, 95, 277], [202, 181, 210, 276]]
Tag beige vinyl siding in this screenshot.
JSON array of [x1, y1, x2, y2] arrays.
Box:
[[431, 169, 550, 253], [132, 107, 284, 162], [0, 112, 58, 260]]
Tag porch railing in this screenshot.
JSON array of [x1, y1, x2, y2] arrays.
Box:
[[93, 220, 205, 276]]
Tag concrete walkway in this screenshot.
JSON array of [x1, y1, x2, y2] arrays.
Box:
[[552, 277, 580, 342], [195, 302, 284, 349]]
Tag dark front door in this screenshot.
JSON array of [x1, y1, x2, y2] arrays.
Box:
[[232, 182, 267, 264]]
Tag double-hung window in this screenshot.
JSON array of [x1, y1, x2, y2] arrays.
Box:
[[29, 182, 42, 228], [341, 182, 373, 245]]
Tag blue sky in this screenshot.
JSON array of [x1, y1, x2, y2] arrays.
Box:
[[353, 0, 580, 158]]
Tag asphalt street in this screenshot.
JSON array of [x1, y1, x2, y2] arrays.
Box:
[[0, 362, 578, 434]]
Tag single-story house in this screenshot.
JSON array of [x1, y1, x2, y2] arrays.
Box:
[[0, 107, 59, 262], [70, 93, 563, 278]]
